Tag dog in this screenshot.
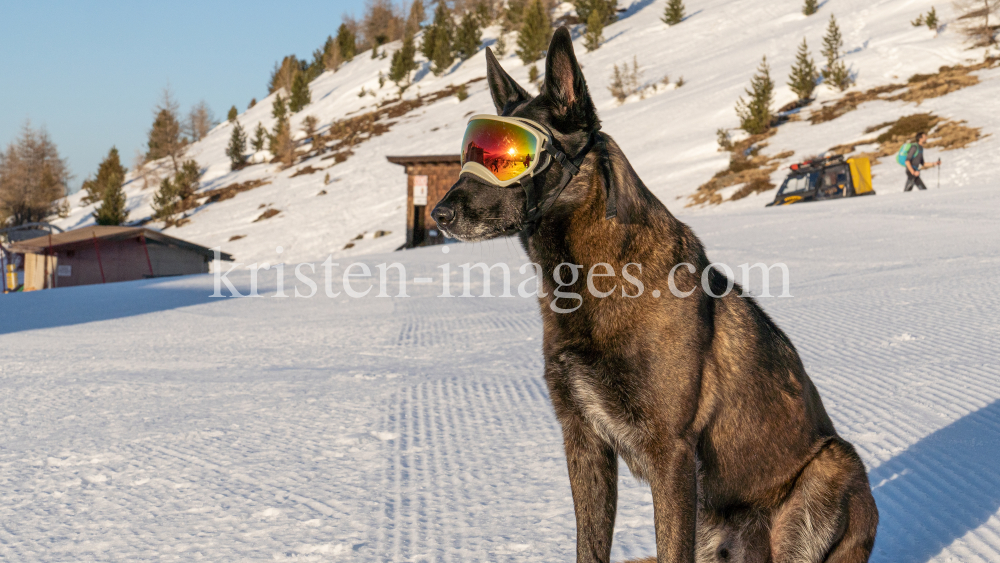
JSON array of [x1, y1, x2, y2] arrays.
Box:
[[432, 28, 878, 563]]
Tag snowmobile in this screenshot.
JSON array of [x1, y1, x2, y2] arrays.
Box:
[[767, 155, 875, 207]]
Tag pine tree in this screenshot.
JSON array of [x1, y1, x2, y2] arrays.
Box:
[[336, 23, 357, 62], [735, 55, 774, 135], [0, 123, 70, 226], [821, 15, 852, 91], [803, 0, 818, 16], [301, 115, 321, 152], [821, 14, 851, 92], [390, 32, 419, 85], [925, 6, 939, 30], [517, 0, 552, 65], [662, 0, 685, 25], [787, 38, 819, 101], [421, 3, 439, 60], [289, 71, 311, 112], [320, 35, 338, 71], [185, 101, 214, 141], [272, 94, 288, 122], [269, 92, 292, 164], [252, 123, 267, 152], [82, 147, 127, 206], [574, 0, 617, 28], [152, 160, 200, 225], [424, 1, 455, 75], [147, 108, 182, 166], [584, 5, 606, 51], [406, 0, 426, 35], [268, 55, 300, 94], [431, 25, 454, 75], [821, 14, 843, 67], [505, 0, 529, 30], [227, 121, 248, 170], [93, 181, 127, 225], [151, 177, 177, 224], [92, 148, 128, 226], [227, 105, 237, 122], [269, 120, 295, 168], [308, 36, 339, 80], [146, 89, 186, 172], [454, 11, 482, 60], [529, 64, 540, 84]]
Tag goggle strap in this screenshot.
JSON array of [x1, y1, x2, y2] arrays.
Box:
[[522, 129, 618, 236], [522, 174, 537, 215], [551, 149, 579, 176]]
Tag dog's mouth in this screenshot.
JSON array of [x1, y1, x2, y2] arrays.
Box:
[[439, 218, 521, 242]]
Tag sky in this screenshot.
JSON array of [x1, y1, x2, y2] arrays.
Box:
[[0, 0, 370, 192]]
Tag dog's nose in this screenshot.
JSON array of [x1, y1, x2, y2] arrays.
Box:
[[432, 204, 455, 226]]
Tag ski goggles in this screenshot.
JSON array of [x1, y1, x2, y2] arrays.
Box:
[[459, 115, 553, 187]]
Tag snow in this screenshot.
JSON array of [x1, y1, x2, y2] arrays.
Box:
[[4, 177, 1000, 560], [5, 0, 1000, 559]]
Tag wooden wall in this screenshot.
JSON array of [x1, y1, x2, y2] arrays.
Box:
[[404, 161, 461, 247]]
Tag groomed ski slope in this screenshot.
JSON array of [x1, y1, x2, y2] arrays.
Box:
[[4, 174, 1000, 561], [52, 0, 1000, 267]]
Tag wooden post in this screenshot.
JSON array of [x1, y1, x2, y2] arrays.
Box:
[[46, 231, 53, 289], [139, 233, 154, 277], [92, 232, 106, 283]]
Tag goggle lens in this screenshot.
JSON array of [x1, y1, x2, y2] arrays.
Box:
[[461, 119, 539, 182]]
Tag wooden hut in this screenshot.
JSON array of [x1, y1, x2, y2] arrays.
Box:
[[7, 226, 233, 291], [386, 155, 461, 248]]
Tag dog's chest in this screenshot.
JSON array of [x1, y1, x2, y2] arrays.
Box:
[[550, 350, 651, 466]]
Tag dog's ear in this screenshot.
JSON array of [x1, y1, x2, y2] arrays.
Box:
[[542, 27, 597, 126], [486, 47, 530, 114]]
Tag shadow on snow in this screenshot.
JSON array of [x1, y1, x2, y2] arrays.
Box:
[[869, 399, 1000, 562], [0, 274, 236, 335]]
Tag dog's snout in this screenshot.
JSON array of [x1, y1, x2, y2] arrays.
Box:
[[432, 204, 455, 227]]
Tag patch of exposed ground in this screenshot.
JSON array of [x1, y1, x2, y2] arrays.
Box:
[[810, 57, 999, 125], [827, 113, 985, 165], [314, 78, 487, 167], [290, 165, 323, 177], [201, 179, 271, 204], [809, 84, 905, 125], [253, 208, 281, 222], [154, 179, 273, 228], [688, 130, 794, 206], [159, 78, 483, 228]]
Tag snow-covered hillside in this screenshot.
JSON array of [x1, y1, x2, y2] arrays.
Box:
[[54, 0, 1000, 266]]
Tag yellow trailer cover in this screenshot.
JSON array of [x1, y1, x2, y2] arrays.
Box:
[[848, 157, 873, 194]]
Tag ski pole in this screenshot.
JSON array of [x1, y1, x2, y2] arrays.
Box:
[[937, 161, 940, 189]]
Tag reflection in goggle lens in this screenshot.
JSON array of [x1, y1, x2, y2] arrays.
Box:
[[461, 119, 538, 182]]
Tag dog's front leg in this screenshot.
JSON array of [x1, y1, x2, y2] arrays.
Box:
[[650, 439, 697, 563], [563, 417, 618, 563]]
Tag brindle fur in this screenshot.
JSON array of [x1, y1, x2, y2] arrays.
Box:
[[431, 28, 879, 563]]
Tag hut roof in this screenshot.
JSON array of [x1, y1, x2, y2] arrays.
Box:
[[386, 155, 461, 166], [8, 226, 234, 261]]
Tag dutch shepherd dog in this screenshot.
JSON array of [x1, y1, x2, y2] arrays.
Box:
[[431, 28, 878, 563]]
